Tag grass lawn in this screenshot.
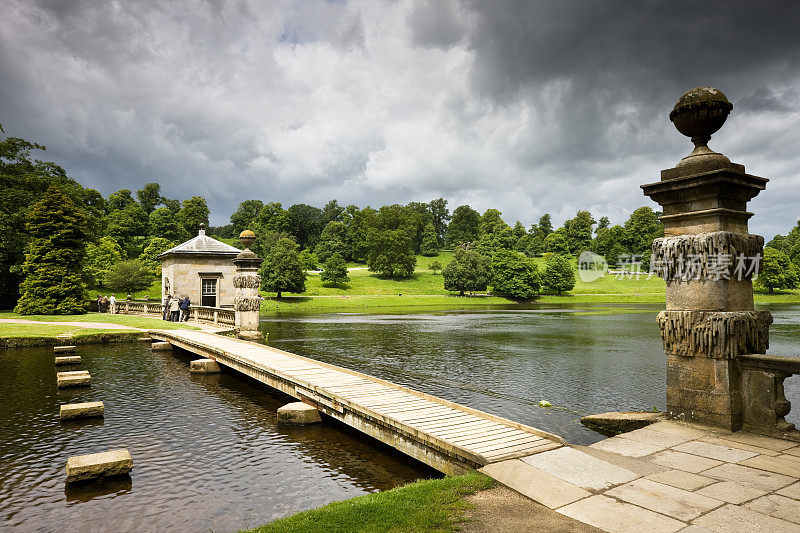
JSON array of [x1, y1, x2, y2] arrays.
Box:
[[246, 472, 494, 533], [86, 278, 162, 301]]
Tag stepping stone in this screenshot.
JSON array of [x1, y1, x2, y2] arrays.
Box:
[[55, 356, 82, 365], [278, 402, 321, 424], [606, 478, 723, 521], [66, 449, 132, 482], [557, 495, 685, 533], [54, 345, 76, 353], [57, 371, 91, 389], [480, 459, 590, 509], [189, 358, 220, 374], [151, 342, 172, 351], [60, 401, 104, 420], [693, 503, 797, 533], [520, 446, 638, 491], [137, 337, 152, 342]]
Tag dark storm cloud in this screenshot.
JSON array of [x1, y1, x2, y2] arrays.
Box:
[[1, 0, 799, 238]]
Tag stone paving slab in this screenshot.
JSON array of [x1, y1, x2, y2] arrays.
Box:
[[744, 494, 800, 524], [645, 469, 715, 491], [701, 463, 795, 491], [717, 432, 800, 452], [695, 481, 767, 504], [573, 444, 668, 476], [646, 420, 716, 440], [557, 495, 686, 533], [783, 446, 800, 457], [739, 454, 800, 478], [520, 446, 638, 491], [700, 435, 781, 457], [589, 435, 665, 457], [692, 503, 797, 533], [672, 441, 759, 463], [480, 458, 590, 509], [605, 478, 723, 521], [617, 427, 694, 448], [776, 480, 800, 499], [650, 450, 723, 473]]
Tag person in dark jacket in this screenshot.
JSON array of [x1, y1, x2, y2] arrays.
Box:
[[179, 297, 191, 322]]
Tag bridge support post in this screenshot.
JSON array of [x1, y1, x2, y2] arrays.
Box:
[[642, 87, 771, 431], [233, 230, 264, 342]]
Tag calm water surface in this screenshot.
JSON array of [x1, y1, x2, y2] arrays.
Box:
[[2, 303, 798, 531]]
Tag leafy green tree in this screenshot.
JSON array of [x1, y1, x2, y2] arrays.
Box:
[[443, 249, 491, 296], [105, 259, 154, 298], [106, 188, 136, 212], [563, 210, 596, 254], [84, 237, 124, 286], [515, 233, 535, 255], [406, 202, 432, 253], [148, 207, 188, 242], [366, 205, 417, 278], [229, 199, 264, 235], [527, 214, 553, 256], [316, 221, 348, 262], [447, 205, 480, 246], [545, 231, 570, 255], [15, 186, 88, 314], [757, 248, 799, 294], [105, 202, 148, 257], [0, 127, 93, 307], [766, 220, 800, 266], [491, 249, 541, 299], [299, 249, 318, 270], [320, 253, 350, 287], [136, 182, 162, 214], [177, 196, 210, 235], [260, 238, 306, 298], [139, 237, 176, 276], [345, 205, 375, 262], [593, 224, 626, 263], [321, 199, 345, 225], [543, 254, 576, 295], [475, 225, 517, 258], [429, 198, 450, 246], [429, 260, 442, 274], [288, 203, 324, 250], [420, 223, 439, 256], [623, 207, 663, 255], [479, 208, 508, 236], [512, 221, 527, 240]]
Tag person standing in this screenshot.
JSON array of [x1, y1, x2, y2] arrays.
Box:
[[109, 294, 116, 314], [163, 294, 171, 320], [169, 296, 180, 322], [180, 296, 191, 322], [100, 295, 109, 313]]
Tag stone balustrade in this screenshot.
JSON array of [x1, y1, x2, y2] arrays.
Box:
[[739, 354, 800, 440], [111, 301, 236, 327]]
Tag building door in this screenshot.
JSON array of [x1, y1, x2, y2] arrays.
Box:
[[201, 278, 217, 307]]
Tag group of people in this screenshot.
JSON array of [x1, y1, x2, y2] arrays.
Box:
[[163, 295, 191, 322], [95, 294, 117, 313]]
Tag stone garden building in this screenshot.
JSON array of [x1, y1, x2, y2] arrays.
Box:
[[157, 225, 241, 307]]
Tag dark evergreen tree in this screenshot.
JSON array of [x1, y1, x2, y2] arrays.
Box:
[[420, 223, 439, 256], [15, 186, 88, 314]]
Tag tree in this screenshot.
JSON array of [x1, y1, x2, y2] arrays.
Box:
[[491, 249, 541, 299], [136, 182, 162, 214], [288, 203, 324, 250], [429, 198, 450, 246], [105, 259, 153, 297], [320, 253, 350, 287], [139, 237, 176, 276], [321, 199, 345, 225], [543, 254, 576, 295], [299, 249, 318, 271], [429, 260, 442, 274], [563, 210, 596, 254], [623, 207, 663, 255], [316, 221, 348, 262], [406, 201, 431, 253], [366, 205, 417, 278], [105, 202, 148, 257], [345, 205, 375, 262], [177, 196, 210, 235], [479, 208, 508, 236], [528, 214, 553, 256], [148, 206, 188, 242], [15, 186, 88, 314], [260, 238, 306, 298], [545, 231, 570, 255], [230, 200, 264, 234], [447, 205, 480, 246], [443, 249, 491, 296], [161, 197, 181, 213], [475, 224, 517, 258], [420, 223, 439, 256], [84, 237, 124, 286], [593, 224, 626, 263], [106, 188, 136, 212], [757, 248, 799, 294]]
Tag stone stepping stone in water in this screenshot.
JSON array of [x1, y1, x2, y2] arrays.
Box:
[[151, 341, 172, 351], [54, 345, 76, 353], [57, 371, 91, 388], [55, 355, 82, 365], [66, 449, 132, 482], [60, 401, 104, 420]]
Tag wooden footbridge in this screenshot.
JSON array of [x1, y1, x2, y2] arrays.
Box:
[[148, 329, 564, 473]]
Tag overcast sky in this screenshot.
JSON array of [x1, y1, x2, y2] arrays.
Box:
[[2, 0, 799, 237]]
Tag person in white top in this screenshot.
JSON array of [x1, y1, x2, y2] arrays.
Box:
[[109, 294, 116, 314], [169, 297, 180, 322]]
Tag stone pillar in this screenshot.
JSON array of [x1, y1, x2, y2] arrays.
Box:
[[642, 87, 772, 431], [232, 230, 264, 342]]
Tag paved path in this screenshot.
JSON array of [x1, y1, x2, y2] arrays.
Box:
[[0, 318, 228, 334], [149, 329, 565, 473], [482, 420, 800, 532]]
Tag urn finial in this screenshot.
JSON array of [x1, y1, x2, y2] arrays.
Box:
[[670, 87, 733, 168]]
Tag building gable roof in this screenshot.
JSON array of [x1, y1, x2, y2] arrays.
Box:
[[157, 229, 241, 259]]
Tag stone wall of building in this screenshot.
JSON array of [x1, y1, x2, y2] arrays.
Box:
[[161, 255, 238, 307]]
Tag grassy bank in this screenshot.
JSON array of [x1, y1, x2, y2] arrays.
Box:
[[246, 472, 494, 533]]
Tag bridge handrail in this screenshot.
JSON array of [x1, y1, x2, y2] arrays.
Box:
[[739, 353, 800, 439], [113, 301, 236, 327]]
